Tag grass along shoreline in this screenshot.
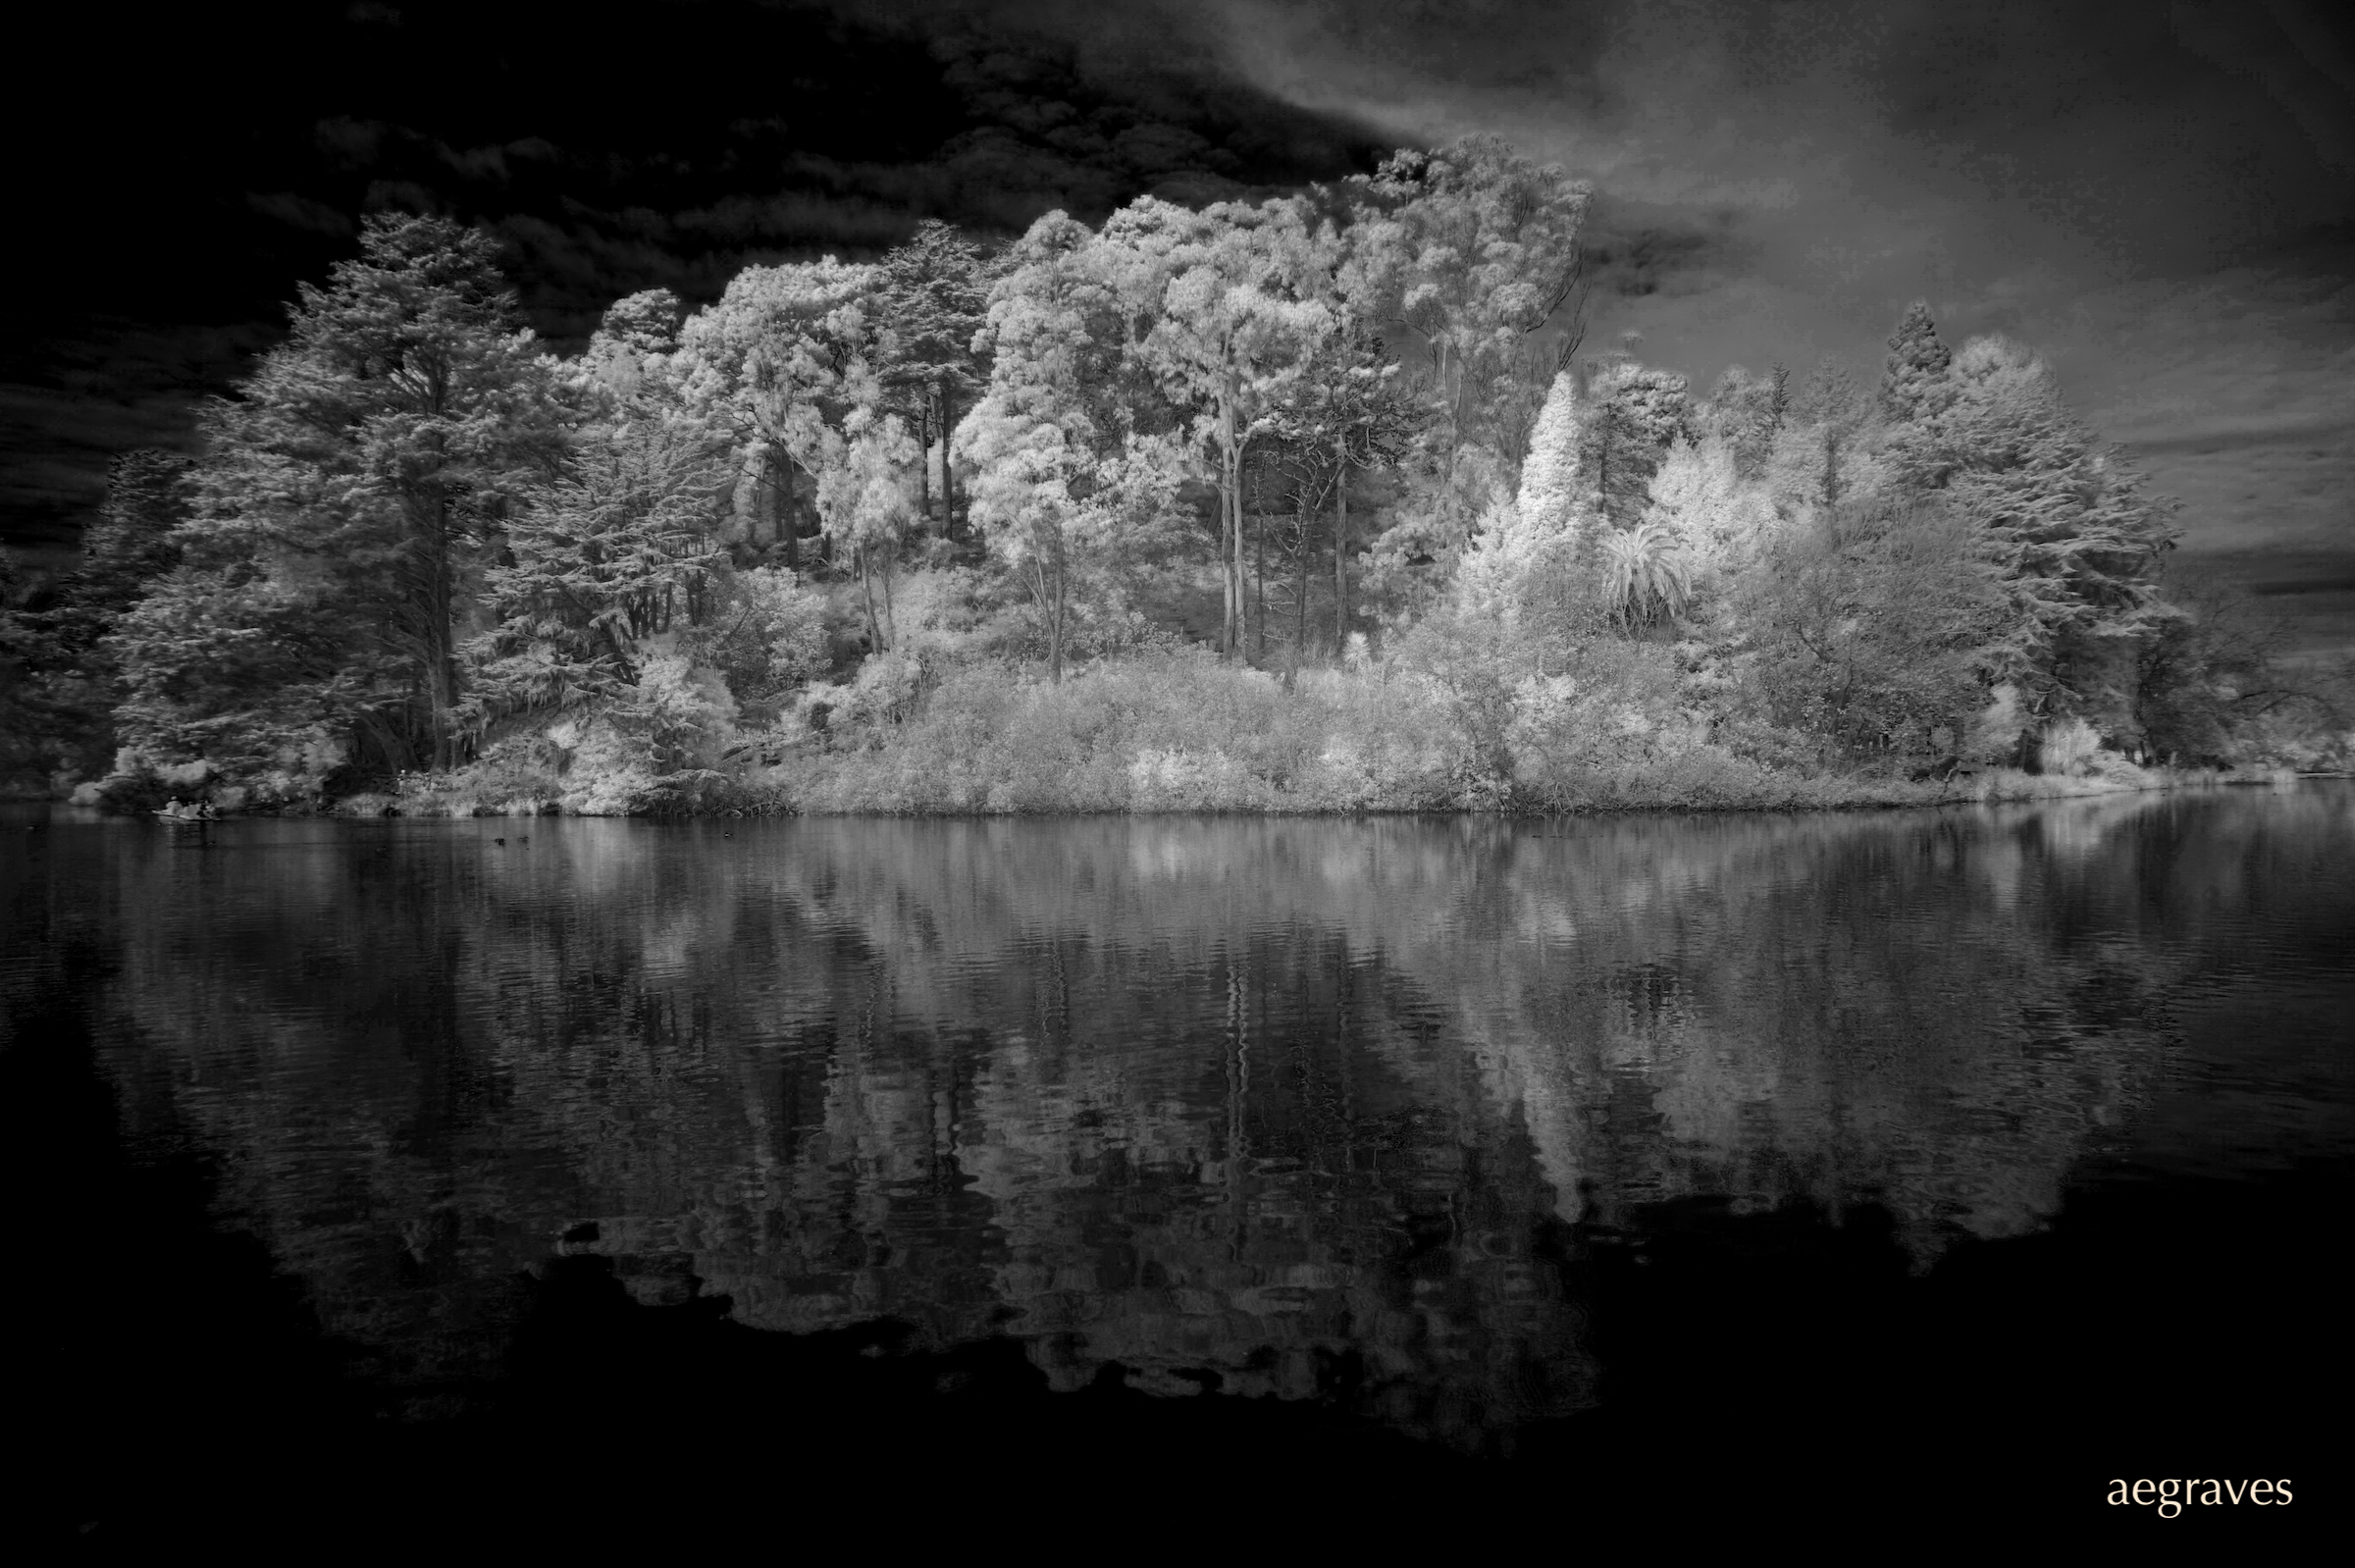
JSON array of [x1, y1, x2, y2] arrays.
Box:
[[349, 650, 2287, 820], [365, 767, 2287, 820]]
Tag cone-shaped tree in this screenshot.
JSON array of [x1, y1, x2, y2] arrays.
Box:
[[1880, 299, 1954, 423], [112, 215, 562, 785]]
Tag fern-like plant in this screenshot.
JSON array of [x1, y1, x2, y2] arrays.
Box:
[[1601, 522, 1694, 631]]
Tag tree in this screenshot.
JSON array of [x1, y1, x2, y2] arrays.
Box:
[[1514, 370, 1585, 554], [1735, 496, 2015, 758], [464, 411, 726, 740], [576, 288, 686, 408], [1111, 195, 1335, 661], [958, 211, 1185, 682], [2127, 569, 2344, 764], [115, 215, 562, 783], [0, 450, 191, 775], [1879, 299, 1955, 423], [877, 220, 994, 534], [1342, 135, 1591, 473], [1449, 369, 1590, 642], [1579, 357, 1690, 530], [815, 403, 922, 653], [1786, 354, 1867, 514], [1897, 335, 2176, 723], [1700, 363, 1789, 479], [1639, 434, 1777, 601], [1339, 137, 1591, 591], [107, 552, 363, 799], [682, 565, 829, 724], [678, 258, 879, 565], [1258, 310, 1418, 662]]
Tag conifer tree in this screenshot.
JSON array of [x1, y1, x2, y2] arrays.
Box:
[[1898, 336, 2176, 720], [464, 411, 725, 738], [112, 215, 561, 787], [1879, 299, 1955, 423], [877, 221, 994, 533], [6, 451, 188, 677], [0, 451, 191, 782], [1579, 359, 1689, 530], [1701, 365, 1788, 479], [577, 288, 686, 407], [1515, 370, 1583, 548]]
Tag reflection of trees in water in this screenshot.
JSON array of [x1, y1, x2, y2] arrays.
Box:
[[58, 787, 2355, 1443]]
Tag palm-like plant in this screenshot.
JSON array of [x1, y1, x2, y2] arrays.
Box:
[[1600, 522, 1693, 631]]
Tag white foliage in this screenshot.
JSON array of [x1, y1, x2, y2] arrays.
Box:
[[1642, 435, 1778, 593], [1451, 370, 1589, 628], [1515, 370, 1583, 543]]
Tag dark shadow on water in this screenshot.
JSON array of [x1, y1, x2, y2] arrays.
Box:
[[17, 979, 2340, 1544], [1537, 1168, 2345, 1486]]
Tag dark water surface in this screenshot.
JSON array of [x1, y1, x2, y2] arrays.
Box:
[[6, 789, 2349, 1540]]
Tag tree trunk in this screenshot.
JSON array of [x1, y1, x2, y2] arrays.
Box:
[[1051, 565, 1066, 684], [939, 386, 957, 541], [1334, 461, 1348, 657], [778, 449, 799, 570], [427, 529, 457, 770], [1595, 410, 1612, 532], [859, 549, 882, 653], [1288, 490, 1309, 693], [916, 394, 931, 527], [1229, 431, 1248, 664], [1254, 503, 1266, 666], [1218, 402, 1237, 660]]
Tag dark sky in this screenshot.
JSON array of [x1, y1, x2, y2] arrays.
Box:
[[7, 0, 2351, 594], [0, 0, 1387, 554]]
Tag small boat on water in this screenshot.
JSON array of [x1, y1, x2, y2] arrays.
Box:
[[153, 798, 219, 823]]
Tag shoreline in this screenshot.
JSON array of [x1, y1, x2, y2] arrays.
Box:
[[15, 766, 2320, 823]]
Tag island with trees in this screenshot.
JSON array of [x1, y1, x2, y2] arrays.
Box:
[[2, 137, 2343, 816]]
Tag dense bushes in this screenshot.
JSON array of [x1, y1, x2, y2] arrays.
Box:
[[713, 642, 2135, 815]]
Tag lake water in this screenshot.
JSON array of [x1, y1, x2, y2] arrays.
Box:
[[7, 789, 2349, 1538]]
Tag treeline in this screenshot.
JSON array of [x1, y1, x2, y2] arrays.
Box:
[[0, 135, 2343, 812]]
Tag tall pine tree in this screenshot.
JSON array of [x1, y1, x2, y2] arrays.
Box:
[[112, 215, 561, 794], [877, 221, 995, 535], [1879, 299, 1955, 423]]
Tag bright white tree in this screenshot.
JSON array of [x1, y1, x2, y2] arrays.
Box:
[[678, 258, 877, 562], [814, 401, 921, 654], [957, 213, 1184, 682]]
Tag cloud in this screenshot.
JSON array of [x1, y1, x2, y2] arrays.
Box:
[[315, 117, 389, 167], [245, 191, 357, 236], [0, 320, 274, 549], [3, 0, 1388, 550], [1171, 0, 2354, 564], [2175, 0, 2355, 174], [13, 0, 2348, 577]]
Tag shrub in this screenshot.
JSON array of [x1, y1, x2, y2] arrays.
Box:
[[395, 734, 567, 816], [2037, 714, 2101, 777], [684, 566, 829, 721]]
